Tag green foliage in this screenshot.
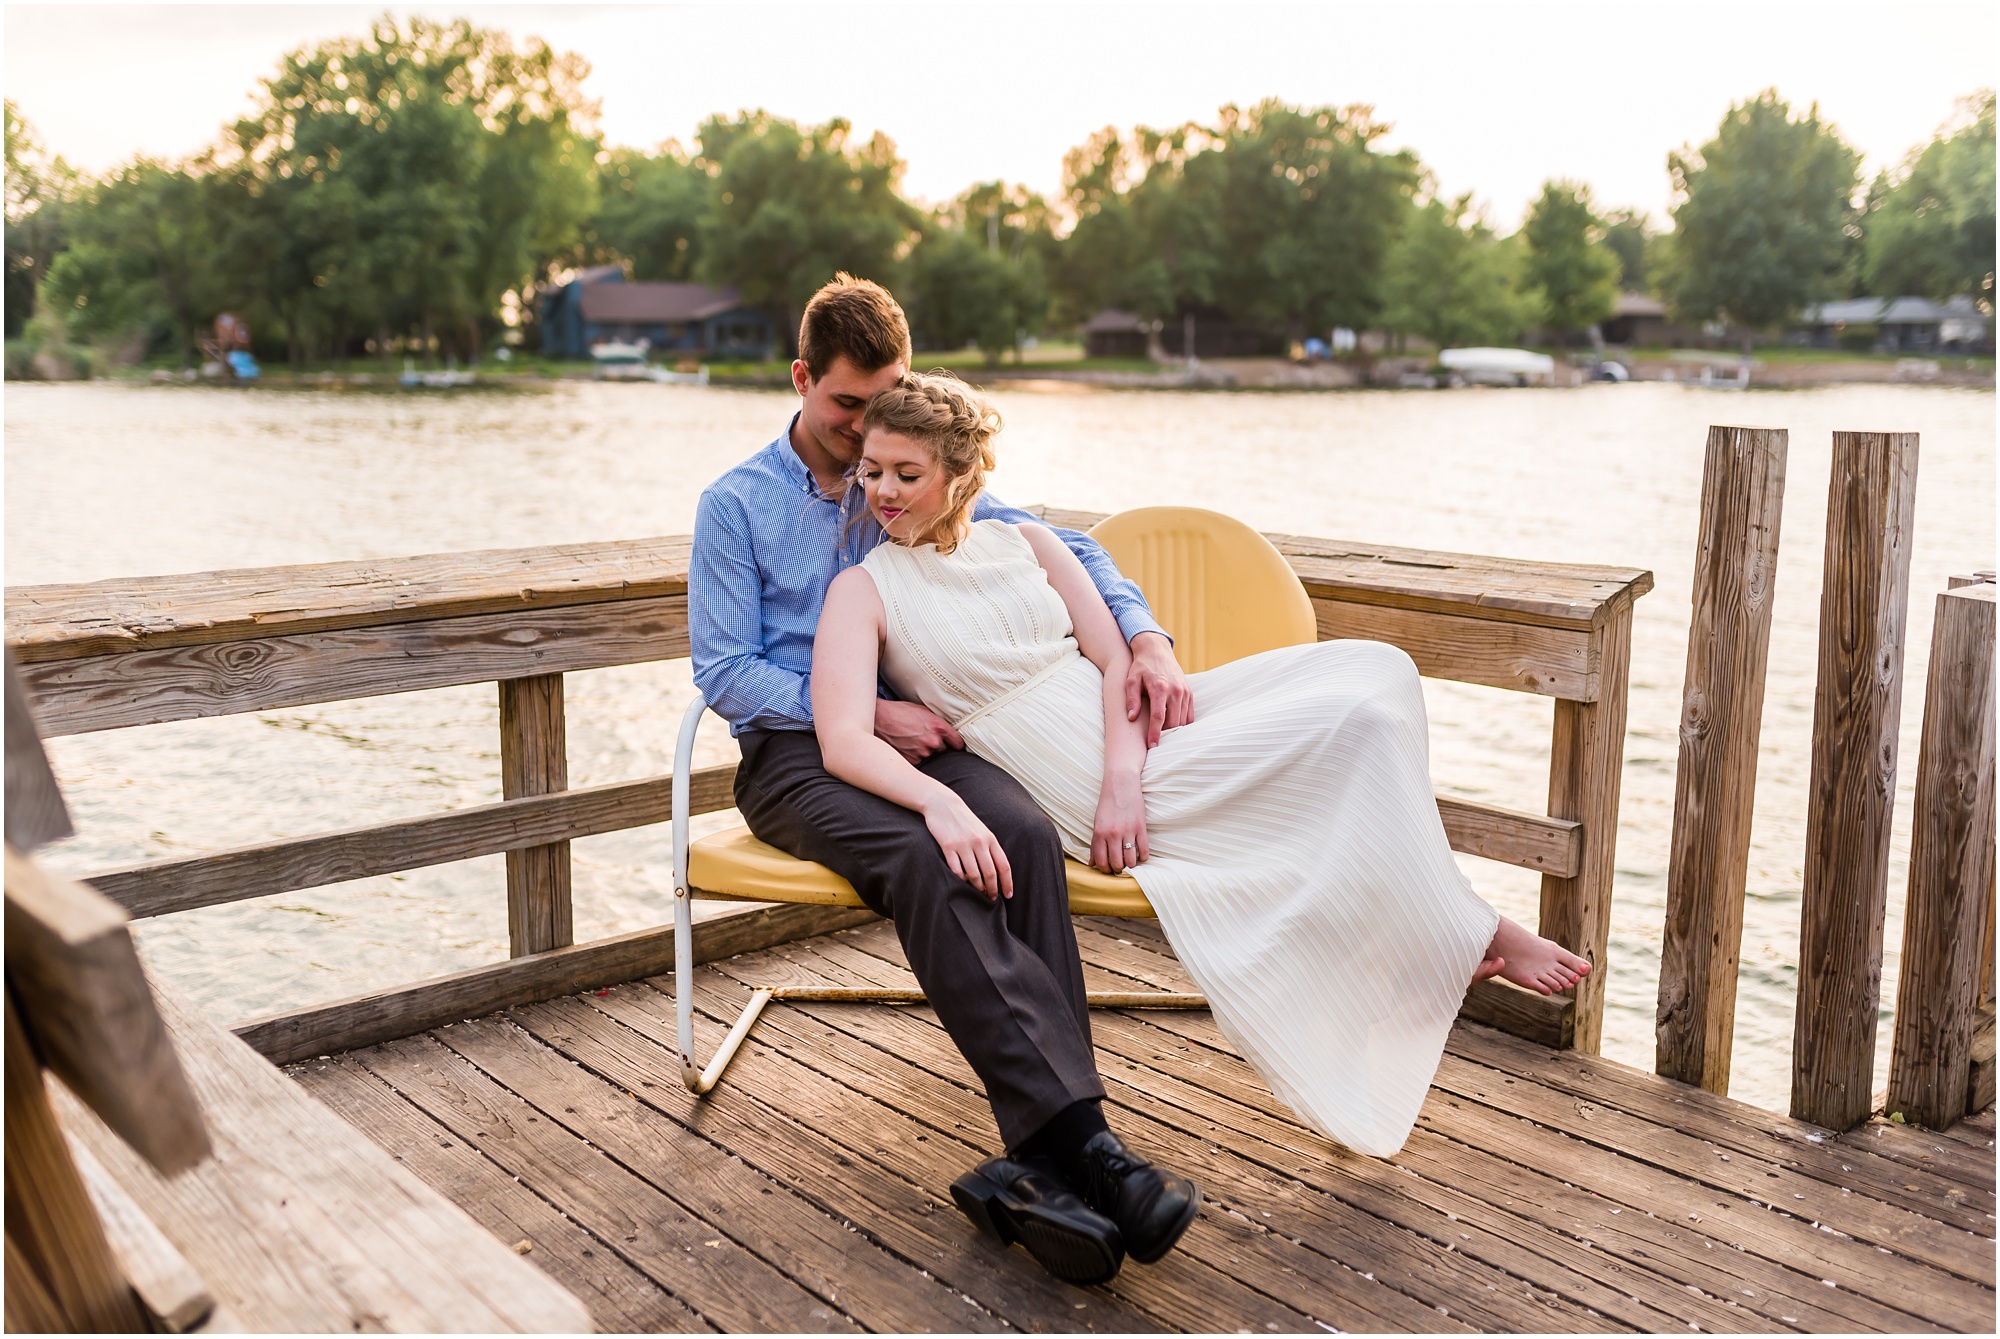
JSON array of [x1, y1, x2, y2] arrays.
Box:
[[5, 102, 80, 336], [1600, 208, 1652, 294], [693, 110, 921, 341], [40, 161, 220, 364], [905, 182, 1053, 363], [591, 144, 707, 280], [1381, 194, 1528, 349], [1522, 181, 1620, 339], [1662, 90, 1861, 338], [1860, 91, 1995, 302]]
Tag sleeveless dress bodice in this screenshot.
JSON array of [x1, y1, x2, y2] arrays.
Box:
[[860, 520, 1498, 1158]]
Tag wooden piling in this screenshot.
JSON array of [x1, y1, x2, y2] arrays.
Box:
[[1886, 584, 1996, 1129], [500, 674, 572, 957], [1791, 431, 1919, 1130], [1656, 426, 1788, 1093]]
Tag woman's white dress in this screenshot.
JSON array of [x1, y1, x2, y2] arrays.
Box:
[[861, 520, 1499, 1157]]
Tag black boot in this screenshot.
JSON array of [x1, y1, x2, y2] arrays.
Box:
[[1075, 1131, 1200, 1264], [950, 1156, 1125, 1285]]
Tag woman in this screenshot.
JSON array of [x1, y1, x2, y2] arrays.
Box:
[[812, 373, 1588, 1157]]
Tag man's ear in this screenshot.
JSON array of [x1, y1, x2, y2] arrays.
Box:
[[791, 359, 812, 397]]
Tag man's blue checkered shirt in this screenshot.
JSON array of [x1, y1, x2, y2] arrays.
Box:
[[690, 419, 1166, 735]]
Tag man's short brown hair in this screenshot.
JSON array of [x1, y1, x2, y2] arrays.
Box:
[[797, 273, 911, 381]]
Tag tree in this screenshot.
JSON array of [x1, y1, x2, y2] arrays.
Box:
[[694, 111, 922, 350], [1522, 180, 1620, 343], [1661, 90, 1861, 351], [1600, 208, 1653, 293], [592, 143, 707, 280], [1380, 193, 1528, 350], [5, 102, 80, 336], [905, 181, 1052, 363], [1860, 90, 1995, 303]]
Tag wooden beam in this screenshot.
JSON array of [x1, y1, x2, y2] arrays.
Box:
[[1436, 796, 1581, 878], [69, 1137, 216, 1332], [4, 651, 72, 852], [499, 674, 570, 958], [234, 902, 880, 1065], [1656, 425, 1789, 1093], [18, 594, 689, 738], [1312, 599, 1596, 699], [1792, 430, 1920, 1130], [88, 765, 740, 919], [1459, 977, 1573, 1049], [1539, 601, 1635, 1053], [1969, 1007, 1996, 1115], [1887, 585, 1995, 1129], [3, 992, 147, 1332], [4, 846, 209, 1174]]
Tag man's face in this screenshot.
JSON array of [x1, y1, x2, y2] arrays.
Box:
[[792, 354, 907, 467]]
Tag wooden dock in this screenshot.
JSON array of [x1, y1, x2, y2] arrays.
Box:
[[293, 915, 1996, 1334]]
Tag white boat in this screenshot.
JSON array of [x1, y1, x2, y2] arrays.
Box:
[[590, 340, 653, 381], [1438, 347, 1556, 387]]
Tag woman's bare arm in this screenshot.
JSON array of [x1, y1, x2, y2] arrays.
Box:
[[1018, 523, 1152, 873], [811, 567, 1013, 898]]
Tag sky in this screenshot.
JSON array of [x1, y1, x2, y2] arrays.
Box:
[[4, 1, 1995, 228]]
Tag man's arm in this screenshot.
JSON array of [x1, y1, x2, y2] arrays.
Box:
[[976, 493, 1194, 744], [688, 490, 815, 732]]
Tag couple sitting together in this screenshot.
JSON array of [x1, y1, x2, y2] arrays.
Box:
[[688, 275, 1588, 1286]]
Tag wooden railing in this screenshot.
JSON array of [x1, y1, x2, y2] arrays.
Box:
[[6, 511, 1653, 1065]]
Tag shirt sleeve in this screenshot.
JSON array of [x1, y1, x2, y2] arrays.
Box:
[[974, 493, 1170, 646], [689, 488, 816, 732]]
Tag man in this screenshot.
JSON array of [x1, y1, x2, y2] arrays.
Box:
[[689, 274, 1200, 1284]]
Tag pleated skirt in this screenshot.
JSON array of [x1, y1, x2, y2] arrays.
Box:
[[960, 639, 1499, 1157]]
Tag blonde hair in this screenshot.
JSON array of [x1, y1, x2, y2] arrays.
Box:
[[860, 371, 1001, 555]]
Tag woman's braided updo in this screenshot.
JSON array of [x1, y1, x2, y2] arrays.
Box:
[[859, 371, 1002, 555]]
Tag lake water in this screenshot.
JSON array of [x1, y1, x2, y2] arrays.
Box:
[[5, 378, 1992, 1113]]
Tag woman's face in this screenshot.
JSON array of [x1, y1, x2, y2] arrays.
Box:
[[859, 429, 950, 542]]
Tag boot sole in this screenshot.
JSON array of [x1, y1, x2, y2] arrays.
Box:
[[1127, 1183, 1203, 1265], [950, 1171, 1123, 1285]]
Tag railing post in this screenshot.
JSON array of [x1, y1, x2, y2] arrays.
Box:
[[499, 673, 571, 957], [1886, 583, 1995, 1128], [1540, 600, 1635, 1053], [1791, 431, 1919, 1129], [1657, 426, 1788, 1093]]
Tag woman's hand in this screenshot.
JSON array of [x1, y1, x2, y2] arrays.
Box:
[[923, 795, 1013, 900], [1090, 778, 1150, 875]]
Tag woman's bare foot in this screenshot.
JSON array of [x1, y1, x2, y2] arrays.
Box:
[[1475, 917, 1591, 995]]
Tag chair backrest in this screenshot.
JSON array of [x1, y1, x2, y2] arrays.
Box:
[[1088, 506, 1317, 673]]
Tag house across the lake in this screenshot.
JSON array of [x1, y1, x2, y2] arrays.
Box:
[[1794, 295, 1994, 354], [540, 267, 775, 360]]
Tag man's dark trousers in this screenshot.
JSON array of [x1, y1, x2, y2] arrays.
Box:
[[733, 728, 1105, 1149]]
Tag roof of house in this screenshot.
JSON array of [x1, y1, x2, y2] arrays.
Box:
[[1801, 295, 1989, 326], [579, 283, 751, 324], [1614, 292, 1666, 318], [1083, 308, 1145, 333]]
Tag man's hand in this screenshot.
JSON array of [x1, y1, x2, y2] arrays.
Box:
[[875, 698, 964, 765], [1125, 631, 1193, 747]]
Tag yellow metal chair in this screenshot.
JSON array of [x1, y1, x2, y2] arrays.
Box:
[[670, 506, 1318, 1090]]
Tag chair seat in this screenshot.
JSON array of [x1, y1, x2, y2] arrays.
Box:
[[689, 825, 1155, 917]]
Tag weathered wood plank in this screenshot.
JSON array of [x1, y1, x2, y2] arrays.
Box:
[[4, 845, 210, 1174], [356, 1030, 863, 1333], [524, 990, 1167, 1333], [4, 650, 72, 850], [235, 901, 877, 1064], [55, 977, 592, 1333], [4, 536, 695, 662], [1541, 601, 1635, 1053], [1657, 425, 1788, 1094], [19, 595, 689, 737], [89, 765, 739, 919], [291, 1055, 705, 1334], [69, 1137, 216, 1332], [1313, 597, 1596, 698], [1438, 796, 1582, 877], [1971, 1011, 1996, 1115], [4, 994, 149, 1333], [1889, 585, 1997, 1131], [435, 1013, 1010, 1334], [498, 673, 571, 958], [1794, 431, 1921, 1130]]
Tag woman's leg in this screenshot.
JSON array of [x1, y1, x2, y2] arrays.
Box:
[[1471, 916, 1592, 995]]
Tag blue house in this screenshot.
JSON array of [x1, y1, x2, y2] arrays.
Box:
[[540, 267, 775, 359]]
